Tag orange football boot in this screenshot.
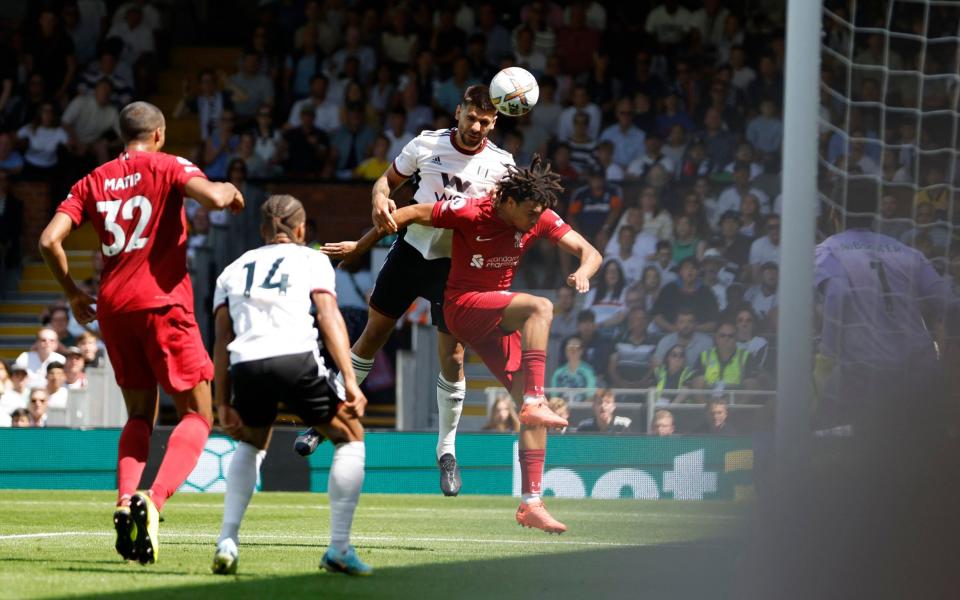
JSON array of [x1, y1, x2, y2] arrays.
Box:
[[516, 500, 567, 534], [519, 399, 569, 428]]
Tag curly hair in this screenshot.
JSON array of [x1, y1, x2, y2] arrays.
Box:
[[495, 154, 564, 209]]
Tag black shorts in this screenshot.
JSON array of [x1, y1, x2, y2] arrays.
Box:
[[230, 350, 343, 427], [368, 234, 451, 333]]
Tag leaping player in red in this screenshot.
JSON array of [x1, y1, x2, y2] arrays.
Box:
[[39, 101, 244, 563], [324, 156, 601, 532]]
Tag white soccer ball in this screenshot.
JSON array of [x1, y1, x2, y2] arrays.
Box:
[[489, 67, 539, 117]]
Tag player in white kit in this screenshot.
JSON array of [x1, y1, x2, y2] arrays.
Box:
[[210, 195, 371, 576], [295, 86, 514, 496]]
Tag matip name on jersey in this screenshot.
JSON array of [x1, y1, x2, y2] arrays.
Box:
[[104, 173, 142, 192]]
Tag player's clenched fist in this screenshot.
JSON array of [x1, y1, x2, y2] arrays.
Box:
[[372, 194, 398, 233], [225, 183, 245, 214], [567, 271, 591, 293]]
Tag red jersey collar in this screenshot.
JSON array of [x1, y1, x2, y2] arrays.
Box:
[[449, 128, 487, 156]]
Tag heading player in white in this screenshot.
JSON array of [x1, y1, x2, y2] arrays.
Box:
[[296, 85, 514, 497], [210, 195, 371, 576]]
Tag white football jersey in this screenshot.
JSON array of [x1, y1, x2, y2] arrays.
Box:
[[393, 128, 514, 259], [213, 244, 336, 365]]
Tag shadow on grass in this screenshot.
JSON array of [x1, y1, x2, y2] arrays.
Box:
[[64, 540, 741, 600]]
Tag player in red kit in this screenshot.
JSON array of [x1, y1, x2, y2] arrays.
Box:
[[323, 156, 602, 532], [39, 102, 245, 564]]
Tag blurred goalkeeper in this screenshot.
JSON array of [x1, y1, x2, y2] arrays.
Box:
[[813, 179, 949, 434]]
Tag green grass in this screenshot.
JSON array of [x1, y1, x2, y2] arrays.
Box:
[[0, 491, 747, 599]]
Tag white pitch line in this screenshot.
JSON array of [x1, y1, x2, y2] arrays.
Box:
[[0, 530, 645, 548], [0, 500, 737, 520]]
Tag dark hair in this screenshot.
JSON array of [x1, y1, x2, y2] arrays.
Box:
[[46, 361, 65, 373], [310, 73, 329, 85], [656, 240, 672, 252], [593, 260, 626, 303], [496, 154, 563, 209], [461, 84, 496, 113], [675, 305, 697, 319], [261, 194, 306, 242], [678, 256, 699, 270], [10, 408, 28, 419], [227, 158, 247, 176], [577, 309, 596, 323], [119, 101, 165, 143]]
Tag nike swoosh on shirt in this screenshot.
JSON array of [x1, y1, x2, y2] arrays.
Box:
[[475, 235, 499, 242]]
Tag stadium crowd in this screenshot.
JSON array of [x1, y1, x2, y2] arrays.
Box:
[[1, 0, 956, 433]]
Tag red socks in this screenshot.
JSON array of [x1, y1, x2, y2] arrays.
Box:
[[149, 412, 211, 511], [519, 449, 545, 497], [117, 417, 152, 506], [521, 350, 546, 398]]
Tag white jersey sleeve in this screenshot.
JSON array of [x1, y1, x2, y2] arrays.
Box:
[[392, 135, 424, 178], [308, 250, 337, 297]]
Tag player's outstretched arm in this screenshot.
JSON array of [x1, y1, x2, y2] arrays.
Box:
[[556, 229, 602, 294], [39, 213, 96, 324], [371, 164, 409, 233], [313, 291, 367, 418], [185, 177, 245, 214], [322, 203, 435, 265], [213, 306, 243, 438]]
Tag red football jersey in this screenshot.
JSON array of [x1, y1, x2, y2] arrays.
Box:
[[57, 151, 207, 316], [431, 195, 571, 298]]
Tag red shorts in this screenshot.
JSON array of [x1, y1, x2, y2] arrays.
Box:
[[98, 304, 214, 393], [444, 291, 521, 389]]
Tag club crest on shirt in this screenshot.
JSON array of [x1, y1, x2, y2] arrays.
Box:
[[470, 254, 484, 268], [514, 231, 524, 248]]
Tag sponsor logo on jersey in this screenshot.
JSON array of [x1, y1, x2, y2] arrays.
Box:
[[435, 172, 472, 203], [481, 255, 520, 269], [431, 155, 442, 165]]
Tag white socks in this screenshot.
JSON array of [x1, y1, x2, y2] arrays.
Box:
[[337, 351, 373, 388], [328, 441, 365, 553], [219, 441, 265, 545], [436, 374, 465, 459]]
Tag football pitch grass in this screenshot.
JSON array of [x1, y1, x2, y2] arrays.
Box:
[[0, 490, 747, 599]]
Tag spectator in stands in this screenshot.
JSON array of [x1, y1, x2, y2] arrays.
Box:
[[691, 320, 759, 391], [63, 346, 87, 390], [76, 331, 103, 368], [567, 169, 622, 247], [17, 102, 70, 180], [354, 134, 390, 181], [627, 132, 676, 180], [694, 396, 740, 434], [0, 133, 24, 174], [670, 215, 704, 264], [551, 335, 598, 397], [737, 193, 763, 239], [646, 1, 693, 48], [283, 24, 323, 101], [699, 107, 736, 169], [283, 103, 331, 177], [594, 140, 624, 182], [106, 4, 155, 91], [639, 265, 665, 313], [701, 249, 731, 311], [80, 42, 134, 109], [900, 200, 949, 252], [27, 388, 48, 427], [229, 50, 274, 122], [722, 142, 763, 182], [645, 240, 678, 291], [329, 24, 376, 84], [383, 107, 414, 160], [747, 99, 783, 165], [0, 169, 23, 272], [744, 262, 779, 328], [331, 103, 376, 180], [482, 393, 520, 432], [914, 162, 950, 218], [27, 8, 77, 105], [174, 69, 233, 141], [229, 134, 268, 180], [10, 408, 30, 427], [717, 162, 770, 217], [202, 110, 239, 180], [654, 344, 695, 404], [653, 308, 714, 368], [709, 211, 752, 273], [501, 130, 531, 168], [605, 225, 647, 286], [637, 186, 674, 241], [61, 79, 119, 165], [691, 0, 729, 56], [60, 2, 102, 68], [747, 54, 783, 111], [567, 112, 599, 175], [548, 286, 579, 371], [735, 306, 770, 373], [650, 409, 676, 436], [381, 9, 418, 68], [15, 328, 65, 389], [652, 258, 719, 333], [749, 214, 782, 280], [547, 396, 570, 433], [512, 25, 546, 74], [585, 260, 629, 334], [728, 46, 755, 92], [287, 75, 340, 133], [6, 364, 30, 408], [557, 84, 601, 142], [662, 124, 689, 175], [550, 143, 579, 181], [45, 305, 74, 348], [556, 4, 600, 76], [575, 310, 612, 372], [436, 57, 478, 116], [607, 307, 658, 388], [876, 195, 911, 241], [0, 360, 11, 395], [518, 2, 557, 59], [600, 97, 645, 169], [44, 362, 68, 410], [656, 92, 694, 139], [578, 389, 632, 433]]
